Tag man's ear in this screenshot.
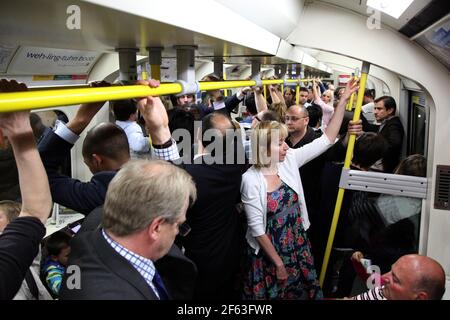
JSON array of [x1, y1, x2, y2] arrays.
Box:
[[415, 291, 428, 300], [387, 108, 395, 116], [92, 154, 103, 168], [147, 216, 165, 240]]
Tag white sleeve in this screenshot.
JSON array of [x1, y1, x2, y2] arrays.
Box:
[[291, 134, 333, 168], [53, 120, 80, 145], [241, 174, 265, 237], [127, 125, 150, 153]]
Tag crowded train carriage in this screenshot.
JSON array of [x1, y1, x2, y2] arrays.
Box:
[[0, 0, 449, 301]]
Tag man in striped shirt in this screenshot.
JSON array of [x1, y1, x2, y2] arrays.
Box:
[[352, 254, 446, 300]]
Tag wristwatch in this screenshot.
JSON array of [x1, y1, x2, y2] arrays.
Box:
[[152, 138, 173, 149]]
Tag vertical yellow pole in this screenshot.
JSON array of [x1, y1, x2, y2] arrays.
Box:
[[319, 62, 371, 287], [223, 68, 228, 97], [281, 84, 284, 95], [263, 85, 267, 100], [150, 65, 161, 81], [295, 82, 300, 105]]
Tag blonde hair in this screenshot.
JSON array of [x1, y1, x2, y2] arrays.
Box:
[[103, 160, 197, 236], [0, 200, 21, 223], [251, 121, 288, 168], [323, 89, 334, 105]]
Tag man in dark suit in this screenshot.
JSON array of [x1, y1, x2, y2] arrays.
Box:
[[373, 96, 404, 173], [60, 159, 197, 300], [176, 112, 246, 300]]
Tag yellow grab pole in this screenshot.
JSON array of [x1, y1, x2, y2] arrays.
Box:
[[281, 84, 284, 95], [0, 83, 183, 113], [295, 82, 300, 105], [223, 70, 228, 97], [263, 85, 267, 100], [319, 62, 371, 287], [0, 79, 312, 112]]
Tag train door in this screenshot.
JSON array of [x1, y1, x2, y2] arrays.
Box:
[[408, 92, 428, 156]]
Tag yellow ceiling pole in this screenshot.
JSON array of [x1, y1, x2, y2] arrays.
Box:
[[0, 83, 183, 112], [0, 79, 311, 113], [318, 61, 371, 288]]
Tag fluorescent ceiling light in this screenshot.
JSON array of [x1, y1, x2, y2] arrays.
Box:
[[367, 0, 414, 19]]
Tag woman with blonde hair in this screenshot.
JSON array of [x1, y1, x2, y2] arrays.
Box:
[[312, 79, 334, 129], [241, 79, 358, 299]]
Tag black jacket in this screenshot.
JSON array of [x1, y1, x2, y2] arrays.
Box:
[[180, 155, 246, 300], [38, 130, 115, 215], [378, 116, 404, 173]]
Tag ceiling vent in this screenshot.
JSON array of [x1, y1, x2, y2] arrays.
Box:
[[435, 165, 450, 210]]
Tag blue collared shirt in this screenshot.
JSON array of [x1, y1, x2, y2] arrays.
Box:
[[101, 229, 161, 299]]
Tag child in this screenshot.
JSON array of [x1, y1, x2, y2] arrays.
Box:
[[42, 231, 72, 297]]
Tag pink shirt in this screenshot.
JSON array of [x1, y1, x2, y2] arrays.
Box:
[[314, 98, 334, 129]]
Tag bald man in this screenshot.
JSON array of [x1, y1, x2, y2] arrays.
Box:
[[353, 254, 446, 300]]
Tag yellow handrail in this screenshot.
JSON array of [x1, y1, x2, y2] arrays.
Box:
[[0, 79, 313, 112], [318, 62, 370, 287]]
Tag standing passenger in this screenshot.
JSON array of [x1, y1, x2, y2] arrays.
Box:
[[112, 99, 151, 159], [59, 160, 197, 300], [240, 79, 359, 299]]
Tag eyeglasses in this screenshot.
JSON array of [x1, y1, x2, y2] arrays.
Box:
[[284, 116, 307, 122], [177, 221, 191, 237]]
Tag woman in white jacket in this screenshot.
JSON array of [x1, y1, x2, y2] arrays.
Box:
[[241, 79, 358, 300]]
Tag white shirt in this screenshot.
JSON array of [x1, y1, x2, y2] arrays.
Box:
[[115, 120, 151, 159]]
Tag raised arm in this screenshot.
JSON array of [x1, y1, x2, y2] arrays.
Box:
[[0, 79, 52, 299], [253, 86, 268, 113], [312, 79, 322, 102], [136, 80, 180, 161], [324, 78, 359, 143], [66, 81, 110, 135], [0, 82, 52, 224]]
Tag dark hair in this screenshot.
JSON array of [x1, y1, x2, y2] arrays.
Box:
[[364, 88, 376, 99], [29, 113, 47, 140], [307, 103, 323, 128], [45, 231, 71, 256], [82, 123, 130, 160], [299, 87, 309, 93], [201, 112, 233, 153], [374, 96, 397, 114], [111, 99, 137, 121], [168, 107, 195, 146], [395, 154, 426, 177], [353, 133, 388, 169], [243, 93, 257, 115]]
